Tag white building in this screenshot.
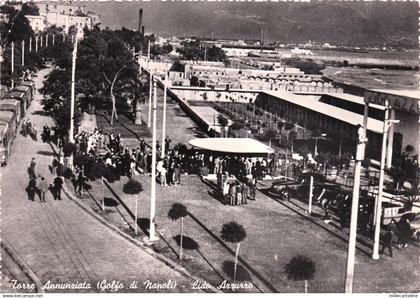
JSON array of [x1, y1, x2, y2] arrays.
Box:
[[25, 1, 100, 33], [25, 15, 46, 33]]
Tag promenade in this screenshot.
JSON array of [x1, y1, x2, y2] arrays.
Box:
[[0, 68, 198, 293]]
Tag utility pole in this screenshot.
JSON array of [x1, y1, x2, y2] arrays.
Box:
[[11, 42, 14, 89], [372, 104, 399, 259], [21, 40, 24, 67], [344, 125, 368, 293], [161, 67, 168, 158], [147, 40, 150, 60], [148, 76, 159, 242]]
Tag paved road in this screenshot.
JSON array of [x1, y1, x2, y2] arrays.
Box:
[[0, 68, 198, 293]]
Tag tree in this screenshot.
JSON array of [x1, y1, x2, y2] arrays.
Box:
[[265, 129, 277, 147], [284, 255, 316, 293], [122, 179, 143, 235], [221, 222, 247, 282], [217, 114, 229, 138], [76, 29, 142, 125], [0, 5, 34, 43], [168, 203, 188, 260], [176, 40, 227, 63]]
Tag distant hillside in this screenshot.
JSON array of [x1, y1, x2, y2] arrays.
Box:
[[86, 1, 418, 48]]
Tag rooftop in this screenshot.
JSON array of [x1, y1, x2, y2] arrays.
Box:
[[369, 89, 420, 101], [263, 90, 384, 134]]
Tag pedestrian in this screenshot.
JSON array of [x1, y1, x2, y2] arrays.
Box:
[[28, 158, 36, 179], [38, 177, 49, 203], [53, 175, 63, 200], [76, 170, 85, 196], [26, 177, 37, 201], [379, 224, 396, 257], [398, 218, 411, 249], [51, 157, 59, 175]]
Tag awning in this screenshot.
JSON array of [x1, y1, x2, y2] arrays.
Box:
[[189, 138, 275, 154]]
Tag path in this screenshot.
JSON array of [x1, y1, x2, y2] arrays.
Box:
[[0, 68, 199, 293]]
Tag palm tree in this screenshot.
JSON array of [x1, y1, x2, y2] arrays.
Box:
[[284, 255, 316, 293], [168, 203, 188, 260], [122, 179, 143, 235], [221, 221, 247, 281]]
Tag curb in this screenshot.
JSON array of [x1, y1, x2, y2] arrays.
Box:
[[1, 238, 45, 293], [62, 183, 221, 293]]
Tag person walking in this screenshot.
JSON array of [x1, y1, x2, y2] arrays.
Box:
[[28, 158, 37, 179], [53, 176, 63, 200], [27, 177, 37, 201], [379, 224, 396, 257], [38, 177, 49, 203]]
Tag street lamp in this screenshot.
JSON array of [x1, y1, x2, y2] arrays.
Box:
[[69, 27, 84, 147]]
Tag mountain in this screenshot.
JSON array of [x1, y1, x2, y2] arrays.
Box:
[[85, 1, 418, 48]]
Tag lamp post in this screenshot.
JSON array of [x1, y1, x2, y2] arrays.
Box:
[[344, 125, 368, 293], [11, 41, 14, 89], [69, 28, 84, 146], [147, 76, 159, 242], [21, 40, 24, 67], [372, 105, 399, 260], [161, 66, 168, 158], [147, 67, 152, 128]]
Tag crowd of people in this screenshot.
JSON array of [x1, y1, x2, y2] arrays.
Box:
[[26, 157, 64, 202], [21, 119, 38, 141]]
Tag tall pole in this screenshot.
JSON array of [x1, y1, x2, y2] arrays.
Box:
[[21, 40, 24, 67], [161, 68, 168, 158], [372, 103, 390, 260], [308, 175, 313, 214], [11, 42, 14, 89], [147, 40, 150, 60], [149, 76, 159, 242], [69, 37, 78, 143], [147, 72, 152, 127], [344, 126, 367, 293], [29, 37, 32, 52]]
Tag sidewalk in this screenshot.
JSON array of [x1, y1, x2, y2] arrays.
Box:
[[0, 68, 199, 293]]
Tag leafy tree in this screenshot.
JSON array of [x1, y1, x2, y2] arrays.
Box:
[[151, 43, 173, 57], [22, 2, 39, 16], [284, 255, 316, 293], [76, 29, 142, 125], [123, 179, 143, 235], [168, 203, 188, 260], [0, 5, 34, 43], [177, 40, 227, 63], [221, 222, 247, 282], [217, 114, 229, 138], [265, 129, 277, 147]]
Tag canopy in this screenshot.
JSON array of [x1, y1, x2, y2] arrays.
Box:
[[189, 138, 275, 154]]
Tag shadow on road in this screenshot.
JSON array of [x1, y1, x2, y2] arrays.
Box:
[[259, 188, 373, 257], [188, 211, 280, 293]]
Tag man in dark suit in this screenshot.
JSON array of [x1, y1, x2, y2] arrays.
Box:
[[53, 176, 63, 200]]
